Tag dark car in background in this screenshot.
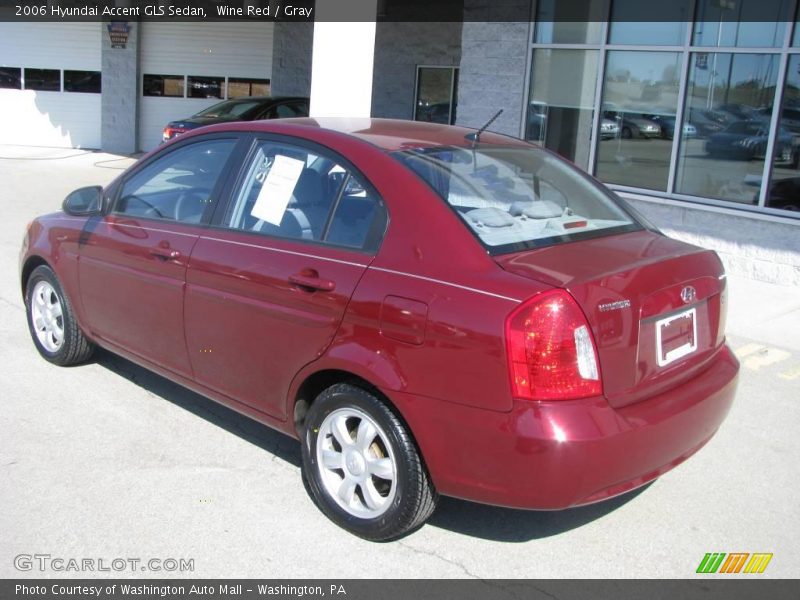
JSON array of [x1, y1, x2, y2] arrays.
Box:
[[754, 106, 800, 135], [706, 121, 798, 165], [162, 96, 309, 142], [762, 177, 800, 211], [647, 115, 697, 140], [419, 102, 457, 125], [686, 108, 730, 137]]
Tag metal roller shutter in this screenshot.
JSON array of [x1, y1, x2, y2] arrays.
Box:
[[0, 22, 102, 149], [138, 22, 274, 151]]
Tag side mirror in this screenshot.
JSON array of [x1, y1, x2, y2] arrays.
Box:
[[63, 186, 103, 216]]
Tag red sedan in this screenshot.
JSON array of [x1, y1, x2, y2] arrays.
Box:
[[20, 118, 738, 541]]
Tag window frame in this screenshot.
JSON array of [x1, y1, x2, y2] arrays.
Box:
[[413, 65, 459, 125], [142, 73, 186, 98], [63, 70, 101, 94], [23, 68, 61, 92], [0, 67, 22, 90], [109, 133, 246, 226], [209, 134, 389, 255]]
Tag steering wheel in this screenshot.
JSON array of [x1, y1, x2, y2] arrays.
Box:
[[120, 194, 166, 219], [174, 189, 209, 223]]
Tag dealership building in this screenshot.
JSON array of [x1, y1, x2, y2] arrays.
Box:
[[1, 0, 799, 284]]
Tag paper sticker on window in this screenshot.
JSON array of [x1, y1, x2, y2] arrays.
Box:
[[250, 154, 305, 225]]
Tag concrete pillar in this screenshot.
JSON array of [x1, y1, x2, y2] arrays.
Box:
[[456, 0, 532, 137], [309, 0, 377, 118], [271, 21, 314, 97], [101, 21, 140, 154]]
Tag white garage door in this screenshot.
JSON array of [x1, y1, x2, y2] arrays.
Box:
[[139, 22, 274, 151], [0, 22, 102, 149]]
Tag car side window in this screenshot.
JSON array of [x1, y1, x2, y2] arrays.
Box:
[[326, 174, 387, 251], [224, 141, 386, 251], [274, 103, 308, 118], [115, 140, 236, 223]]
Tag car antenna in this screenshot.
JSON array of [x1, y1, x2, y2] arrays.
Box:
[[466, 109, 503, 173], [465, 108, 504, 146]]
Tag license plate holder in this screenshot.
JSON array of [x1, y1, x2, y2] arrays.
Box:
[[655, 307, 697, 367]]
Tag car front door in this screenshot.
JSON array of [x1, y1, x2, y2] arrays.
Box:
[[184, 137, 387, 419], [78, 136, 240, 377]]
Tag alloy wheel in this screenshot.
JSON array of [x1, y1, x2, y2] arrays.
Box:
[[315, 407, 398, 518], [30, 280, 64, 353]]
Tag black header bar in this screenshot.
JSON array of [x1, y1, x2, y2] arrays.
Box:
[[1, 0, 797, 22]]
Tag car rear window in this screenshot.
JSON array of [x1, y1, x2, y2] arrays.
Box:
[[393, 145, 641, 254], [196, 99, 262, 118]]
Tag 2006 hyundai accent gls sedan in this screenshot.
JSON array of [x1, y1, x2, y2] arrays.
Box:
[[20, 118, 739, 541]]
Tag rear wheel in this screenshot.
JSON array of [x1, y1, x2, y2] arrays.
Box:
[[25, 265, 94, 365], [621, 126, 633, 139], [301, 383, 437, 541]]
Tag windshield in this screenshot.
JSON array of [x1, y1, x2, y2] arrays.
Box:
[[195, 99, 264, 118], [394, 145, 641, 254]]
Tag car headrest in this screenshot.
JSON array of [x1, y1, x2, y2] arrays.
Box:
[[291, 168, 324, 207]]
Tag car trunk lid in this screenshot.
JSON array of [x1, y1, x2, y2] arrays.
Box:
[[495, 230, 727, 408]]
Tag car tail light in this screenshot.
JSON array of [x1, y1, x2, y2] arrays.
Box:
[[162, 127, 186, 141], [505, 290, 602, 401]]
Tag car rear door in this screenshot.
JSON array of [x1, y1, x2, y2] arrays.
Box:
[[184, 136, 387, 419], [78, 136, 240, 377]]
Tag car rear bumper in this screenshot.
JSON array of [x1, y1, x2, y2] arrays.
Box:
[[390, 343, 739, 509]]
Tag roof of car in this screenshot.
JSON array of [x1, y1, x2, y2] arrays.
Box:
[[227, 96, 309, 103], [203, 117, 530, 152]]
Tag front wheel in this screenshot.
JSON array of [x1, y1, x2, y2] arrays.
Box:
[[301, 383, 437, 541], [25, 265, 95, 365]]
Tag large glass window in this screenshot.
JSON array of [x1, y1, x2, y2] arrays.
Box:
[[24, 68, 60, 91], [595, 51, 683, 191], [766, 55, 800, 211], [0, 67, 21, 89], [608, 0, 689, 45], [693, 0, 790, 47], [64, 70, 101, 93], [143, 74, 184, 98], [227, 77, 270, 98], [116, 140, 236, 223], [414, 67, 458, 125], [527, 7, 799, 219], [526, 49, 599, 170], [676, 53, 779, 204], [187, 76, 223, 99], [534, 0, 605, 44]]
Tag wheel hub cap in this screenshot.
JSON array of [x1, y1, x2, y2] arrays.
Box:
[[345, 450, 366, 477], [315, 407, 398, 519], [30, 280, 65, 353]]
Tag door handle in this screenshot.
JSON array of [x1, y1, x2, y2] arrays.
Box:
[[149, 247, 182, 261], [289, 272, 336, 292]]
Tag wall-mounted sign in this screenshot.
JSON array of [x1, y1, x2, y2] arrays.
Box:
[[107, 21, 130, 49]]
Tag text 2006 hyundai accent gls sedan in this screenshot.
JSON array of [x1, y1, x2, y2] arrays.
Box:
[[20, 118, 739, 541]]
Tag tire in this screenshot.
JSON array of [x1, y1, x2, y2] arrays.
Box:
[[25, 265, 95, 366], [301, 383, 438, 541]]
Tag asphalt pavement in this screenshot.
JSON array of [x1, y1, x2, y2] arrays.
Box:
[[1, 144, 798, 578]]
